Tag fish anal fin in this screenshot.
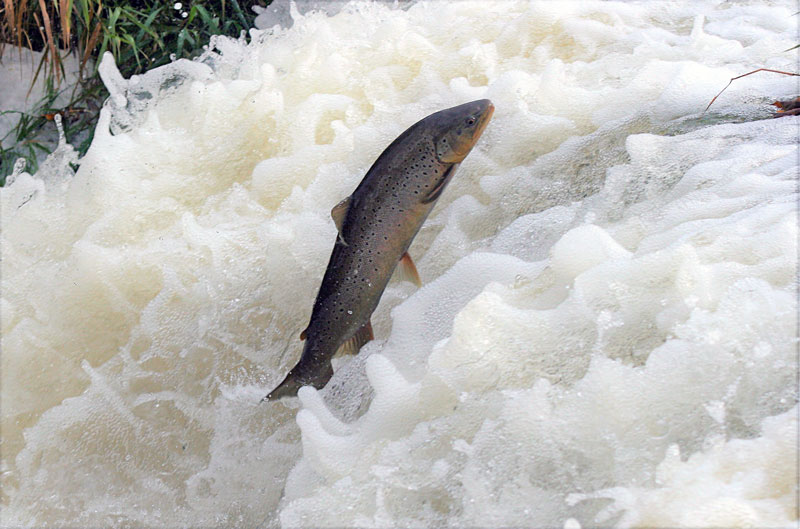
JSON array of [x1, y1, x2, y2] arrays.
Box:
[[331, 196, 351, 233], [395, 251, 422, 287], [334, 320, 374, 358], [422, 163, 459, 204]]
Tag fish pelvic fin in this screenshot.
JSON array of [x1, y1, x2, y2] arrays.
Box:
[[395, 252, 422, 287], [334, 320, 374, 358], [263, 362, 335, 401]]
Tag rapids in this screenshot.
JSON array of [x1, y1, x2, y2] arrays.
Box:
[[1, 1, 797, 526]]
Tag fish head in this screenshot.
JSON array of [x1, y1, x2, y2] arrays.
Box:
[[432, 99, 494, 163]]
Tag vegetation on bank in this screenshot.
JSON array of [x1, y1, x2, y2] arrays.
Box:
[[0, 0, 265, 184]]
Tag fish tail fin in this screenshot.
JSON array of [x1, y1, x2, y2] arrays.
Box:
[[262, 363, 334, 402], [263, 372, 304, 401]]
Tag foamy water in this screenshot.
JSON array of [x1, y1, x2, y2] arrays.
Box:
[[1, 1, 797, 527]]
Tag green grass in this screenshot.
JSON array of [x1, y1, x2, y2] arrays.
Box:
[[1, 0, 264, 186]]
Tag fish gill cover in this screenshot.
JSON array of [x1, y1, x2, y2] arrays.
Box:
[[0, 0, 797, 527]]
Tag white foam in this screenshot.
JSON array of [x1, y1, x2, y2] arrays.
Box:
[[1, 0, 797, 526]]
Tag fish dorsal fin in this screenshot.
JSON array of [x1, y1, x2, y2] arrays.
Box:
[[394, 251, 422, 287], [334, 320, 374, 358], [331, 196, 351, 232], [422, 163, 459, 204]]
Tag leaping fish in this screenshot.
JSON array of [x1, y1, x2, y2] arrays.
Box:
[[265, 99, 494, 400]]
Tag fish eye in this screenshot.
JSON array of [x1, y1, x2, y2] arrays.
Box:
[[466, 117, 476, 126]]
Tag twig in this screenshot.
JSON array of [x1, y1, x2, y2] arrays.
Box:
[[704, 68, 800, 112]]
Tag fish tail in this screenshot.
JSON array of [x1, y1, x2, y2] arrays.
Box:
[[262, 363, 334, 401], [263, 371, 305, 401]]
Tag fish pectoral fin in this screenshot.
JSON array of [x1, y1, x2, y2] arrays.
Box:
[[331, 196, 351, 233], [334, 320, 374, 358], [394, 251, 422, 287], [421, 163, 459, 204]]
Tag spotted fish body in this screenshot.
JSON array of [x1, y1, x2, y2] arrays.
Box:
[[266, 99, 494, 400]]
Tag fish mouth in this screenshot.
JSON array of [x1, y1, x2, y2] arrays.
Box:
[[435, 99, 496, 163], [457, 100, 494, 157], [471, 100, 494, 143]]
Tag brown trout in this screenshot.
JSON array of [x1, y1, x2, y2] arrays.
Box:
[[266, 99, 494, 400]]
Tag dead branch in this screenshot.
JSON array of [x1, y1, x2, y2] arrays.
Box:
[[704, 68, 800, 113]]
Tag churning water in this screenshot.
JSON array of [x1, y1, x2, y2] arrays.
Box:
[[1, 1, 797, 527]]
